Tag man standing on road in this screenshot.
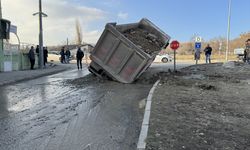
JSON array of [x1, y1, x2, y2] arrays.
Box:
[[65, 48, 71, 64], [204, 44, 212, 64], [28, 46, 35, 70], [76, 47, 84, 70], [60, 47, 65, 63], [35, 45, 39, 56], [43, 47, 48, 67], [194, 48, 201, 64]]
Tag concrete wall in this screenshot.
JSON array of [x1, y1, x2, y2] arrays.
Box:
[[0, 52, 39, 72], [0, 41, 39, 72]]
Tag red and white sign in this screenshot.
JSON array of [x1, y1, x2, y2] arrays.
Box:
[[170, 40, 180, 50]]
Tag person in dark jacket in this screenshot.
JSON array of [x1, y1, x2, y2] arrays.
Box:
[[35, 45, 39, 55], [65, 48, 71, 64], [76, 47, 84, 70], [204, 44, 212, 64], [43, 47, 48, 66], [28, 46, 35, 70], [60, 47, 65, 63]]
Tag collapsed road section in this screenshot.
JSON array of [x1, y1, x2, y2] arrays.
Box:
[[89, 18, 171, 83]]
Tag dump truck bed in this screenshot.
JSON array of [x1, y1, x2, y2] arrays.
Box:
[[89, 18, 171, 83]]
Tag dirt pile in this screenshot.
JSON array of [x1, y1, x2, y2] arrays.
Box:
[[146, 62, 250, 150], [64, 74, 109, 88], [123, 28, 164, 55]]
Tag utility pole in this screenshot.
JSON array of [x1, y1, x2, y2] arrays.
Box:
[[38, 0, 44, 68], [0, 0, 2, 18], [0, 0, 3, 71], [33, 0, 47, 68], [226, 0, 232, 61]]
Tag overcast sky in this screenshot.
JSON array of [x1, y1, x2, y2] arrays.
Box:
[[2, 0, 250, 46]]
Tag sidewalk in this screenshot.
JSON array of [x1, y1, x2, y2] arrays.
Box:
[[146, 62, 250, 150], [0, 63, 72, 86]]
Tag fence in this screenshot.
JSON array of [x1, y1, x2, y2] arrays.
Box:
[[0, 42, 38, 72]]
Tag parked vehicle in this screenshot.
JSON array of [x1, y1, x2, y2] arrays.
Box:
[[234, 48, 245, 61], [155, 54, 172, 63], [47, 51, 60, 62]]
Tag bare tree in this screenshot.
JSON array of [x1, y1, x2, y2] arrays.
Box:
[[164, 32, 250, 56], [75, 19, 83, 45], [231, 32, 250, 49]]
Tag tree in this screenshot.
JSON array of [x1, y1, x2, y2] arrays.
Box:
[[208, 37, 226, 55], [75, 19, 83, 45], [164, 32, 250, 56], [231, 32, 250, 50]]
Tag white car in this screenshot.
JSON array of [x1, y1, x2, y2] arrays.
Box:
[[47, 51, 60, 62], [155, 54, 173, 63]]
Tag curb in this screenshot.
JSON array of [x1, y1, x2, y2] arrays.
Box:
[[0, 66, 70, 86], [137, 79, 160, 150]]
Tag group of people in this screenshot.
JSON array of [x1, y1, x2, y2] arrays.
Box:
[[194, 44, 213, 64], [60, 47, 71, 64], [195, 40, 250, 64], [28, 45, 85, 70], [28, 45, 48, 70], [60, 46, 85, 70]]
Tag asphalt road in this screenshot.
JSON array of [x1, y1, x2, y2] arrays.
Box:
[[0, 62, 192, 150], [0, 66, 150, 150]]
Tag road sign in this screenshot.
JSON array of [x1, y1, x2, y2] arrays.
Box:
[[170, 40, 179, 72], [195, 42, 201, 49], [170, 40, 180, 50], [10, 25, 17, 34], [195, 36, 202, 42]]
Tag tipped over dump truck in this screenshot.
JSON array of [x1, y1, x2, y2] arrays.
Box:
[[89, 18, 171, 83]]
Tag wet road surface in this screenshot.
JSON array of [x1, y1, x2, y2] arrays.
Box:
[[0, 66, 152, 150], [0, 62, 192, 150]]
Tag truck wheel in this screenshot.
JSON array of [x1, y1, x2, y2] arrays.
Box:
[[162, 58, 168, 63]]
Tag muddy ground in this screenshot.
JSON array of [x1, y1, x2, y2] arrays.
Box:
[[146, 62, 250, 150], [123, 28, 164, 54]]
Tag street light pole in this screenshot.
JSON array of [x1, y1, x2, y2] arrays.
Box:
[[226, 0, 232, 61], [38, 0, 44, 68], [0, 0, 2, 18], [0, 0, 3, 71], [33, 0, 47, 68]]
